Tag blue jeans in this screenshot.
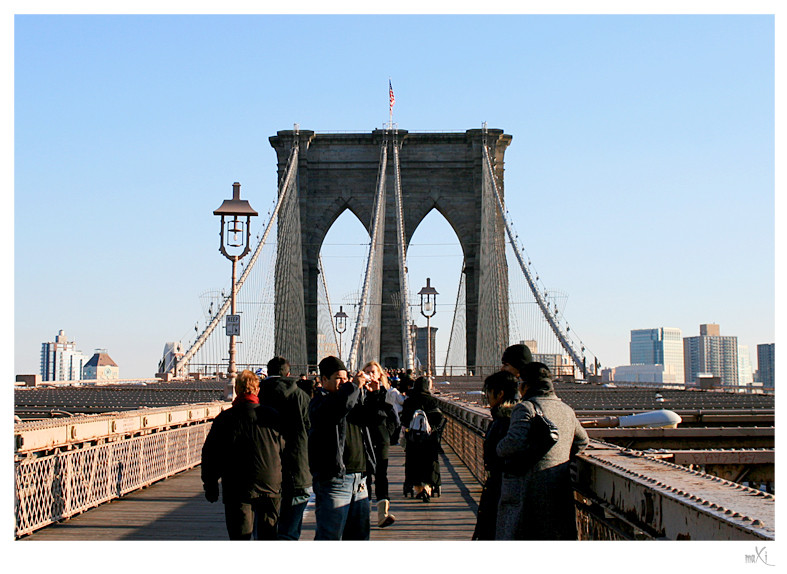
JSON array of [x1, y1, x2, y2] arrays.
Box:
[[276, 488, 312, 540], [313, 473, 370, 540]]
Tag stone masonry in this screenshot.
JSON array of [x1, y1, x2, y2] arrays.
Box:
[[269, 128, 512, 370]]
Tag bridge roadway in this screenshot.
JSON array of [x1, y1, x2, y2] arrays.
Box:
[[20, 442, 481, 541]]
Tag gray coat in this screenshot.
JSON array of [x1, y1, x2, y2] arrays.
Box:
[[495, 394, 589, 540]]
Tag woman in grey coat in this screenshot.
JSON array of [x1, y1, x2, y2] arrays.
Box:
[[495, 362, 589, 540]]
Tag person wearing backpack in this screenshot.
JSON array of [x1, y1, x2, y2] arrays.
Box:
[[400, 376, 444, 501], [495, 362, 589, 540]]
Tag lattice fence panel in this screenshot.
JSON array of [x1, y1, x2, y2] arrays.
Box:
[[15, 423, 211, 538]]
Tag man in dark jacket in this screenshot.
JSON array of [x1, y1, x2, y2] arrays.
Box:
[[260, 356, 311, 540], [201, 369, 283, 540], [309, 356, 376, 540]]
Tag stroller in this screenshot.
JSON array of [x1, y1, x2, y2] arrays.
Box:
[[402, 408, 446, 501]]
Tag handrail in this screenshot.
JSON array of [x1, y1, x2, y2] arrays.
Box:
[[434, 395, 775, 541]]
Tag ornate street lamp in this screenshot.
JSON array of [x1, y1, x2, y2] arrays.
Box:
[[214, 182, 258, 400], [418, 277, 438, 378], [334, 305, 348, 362]]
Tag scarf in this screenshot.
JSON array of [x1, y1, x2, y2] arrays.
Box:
[[232, 392, 259, 406]]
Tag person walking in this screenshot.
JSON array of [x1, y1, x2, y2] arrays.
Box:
[[259, 356, 312, 540], [308, 356, 376, 540], [201, 369, 283, 540], [471, 369, 519, 540], [400, 376, 445, 501], [360, 360, 399, 528], [495, 362, 589, 540], [386, 376, 406, 419]]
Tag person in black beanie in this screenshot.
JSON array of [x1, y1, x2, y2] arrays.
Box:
[[500, 343, 533, 380], [308, 356, 376, 540], [495, 362, 589, 540]]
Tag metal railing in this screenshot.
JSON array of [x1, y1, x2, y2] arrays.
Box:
[[14, 402, 227, 538], [14, 423, 210, 537], [15, 395, 775, 540], [434, 396, 775, 541]]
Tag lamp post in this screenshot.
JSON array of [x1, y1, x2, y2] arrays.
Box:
[[214, 182, 258, 400], [334, 305, 348, 361], [418, 277, 438, 378]]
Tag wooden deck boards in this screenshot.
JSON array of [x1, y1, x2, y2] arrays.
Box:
[[20, 443, 481, 541]]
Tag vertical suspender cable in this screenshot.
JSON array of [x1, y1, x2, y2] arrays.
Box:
[[346, 134, 388, 371], [318, 254, 341, 358], [391, 130, 415, 371], [175, 142, 300, 377], [482, 137, 590, 377], [442, 263, 466, 376]]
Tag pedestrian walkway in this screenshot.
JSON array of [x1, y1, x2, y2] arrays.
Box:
[[20, 443, 481, 541]]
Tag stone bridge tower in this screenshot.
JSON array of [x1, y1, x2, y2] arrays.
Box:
[[269, 128, 511, 371]]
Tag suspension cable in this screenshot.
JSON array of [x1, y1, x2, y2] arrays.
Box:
[[442, 262, 466, 375], [174, 140, 300, 377], [481, 126, 593, 377], [391, 129, 415, 371], [346, 133, 388, 371], [318, 253, 341, 359]]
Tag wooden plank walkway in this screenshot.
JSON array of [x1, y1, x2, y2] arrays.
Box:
[[20, 443, 482, 541]]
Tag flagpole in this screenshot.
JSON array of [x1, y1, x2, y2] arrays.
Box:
[[389, 78, 393, 130]]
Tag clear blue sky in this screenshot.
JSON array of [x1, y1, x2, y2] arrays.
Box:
[[11, 13, 777, 379]]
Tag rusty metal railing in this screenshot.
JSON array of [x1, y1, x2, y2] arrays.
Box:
[[13, 402, 230, 538], [434, 396, 775, 541], [14, 422, 211, 537]]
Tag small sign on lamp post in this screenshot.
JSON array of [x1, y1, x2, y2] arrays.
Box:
[[226, 314, 241, 337]]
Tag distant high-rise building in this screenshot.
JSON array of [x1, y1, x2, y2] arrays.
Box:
[[629, 328, 684, 383], [532, 353, 573, 378], [612, 364, 680, 385], [757, 343, 775, 389], [40, 329, 89, 381], [700, 323, 721, 336], [83, 350, 119, 381], [683, 324, 738, 387], [738, 344, 753, 385], [522, 340, 538, 354]]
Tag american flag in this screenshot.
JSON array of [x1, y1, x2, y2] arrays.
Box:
[[389, 80, 395, 111]]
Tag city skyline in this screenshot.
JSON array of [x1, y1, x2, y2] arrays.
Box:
[[11, 12, 776, 379]]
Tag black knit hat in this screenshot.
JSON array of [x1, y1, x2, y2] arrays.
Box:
[[501, 343, 533, 373], [318, 356, 347, 379], [520, 362, 553, 389]]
